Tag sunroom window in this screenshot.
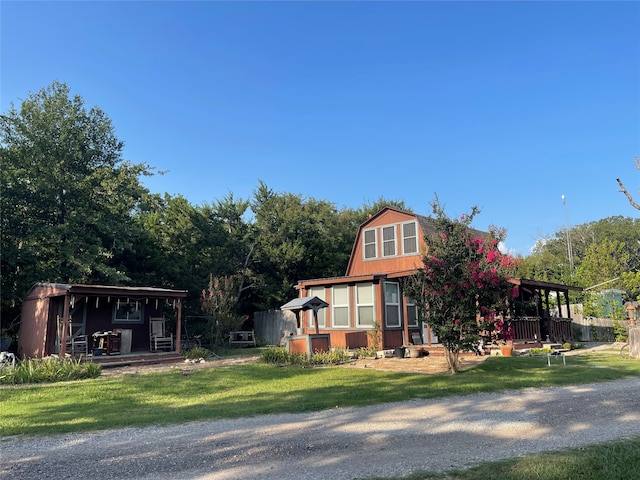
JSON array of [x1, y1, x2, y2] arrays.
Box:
[[356, 283, 375, 327], [332, 285, 349, 327]]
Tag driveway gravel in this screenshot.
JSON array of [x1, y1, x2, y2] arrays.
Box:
[[3, 377, 640, 480]]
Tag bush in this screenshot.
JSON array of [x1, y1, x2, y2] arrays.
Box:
[[0, 357, 102, 385], [260, 346, 351, 367], [529, 347, 552, 355], [182, 347, 214, 360]]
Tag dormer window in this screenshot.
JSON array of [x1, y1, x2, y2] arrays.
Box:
[[382, 226, 396, 257], [364, 229, 377, 259], [403, 221, 418, 254]]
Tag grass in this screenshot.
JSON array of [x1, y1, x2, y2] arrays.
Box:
[[360, 436, 640, 480], [1, 352, 639, 437]]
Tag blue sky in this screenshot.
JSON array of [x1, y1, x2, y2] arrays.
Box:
[[2, 1, 639, 257]]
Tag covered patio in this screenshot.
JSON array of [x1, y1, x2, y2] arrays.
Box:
[[18, 283, 188, 362]]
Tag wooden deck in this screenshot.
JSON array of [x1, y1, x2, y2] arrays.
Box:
[[86, 351, 183, 368]]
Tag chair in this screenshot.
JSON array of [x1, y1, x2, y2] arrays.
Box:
[[66, 331, 88, 357], [149, 317, 174, 352]]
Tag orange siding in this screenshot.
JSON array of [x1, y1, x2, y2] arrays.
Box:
[[347, 209, 426, 276]]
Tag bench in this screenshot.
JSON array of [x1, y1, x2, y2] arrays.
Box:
[[229, 330, 256, 347]]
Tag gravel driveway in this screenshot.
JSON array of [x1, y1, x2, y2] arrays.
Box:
[[3, 377, 640, 480]]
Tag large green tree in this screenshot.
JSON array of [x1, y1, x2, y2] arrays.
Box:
[[0, 81, 153, 328]]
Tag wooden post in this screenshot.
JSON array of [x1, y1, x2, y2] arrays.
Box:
[[175, 298, 182, 352]]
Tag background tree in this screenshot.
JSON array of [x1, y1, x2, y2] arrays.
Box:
[[249, 181, 355, 309], [0, 81, 154, 329], [200, 274, 245, 349], [405, 198, 519, 373]]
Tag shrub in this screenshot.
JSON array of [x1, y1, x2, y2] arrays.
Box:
[[260, 346, 351, 367], [529, 347, 552, 355], [182, 347, 214, 360], [0, 357, 102, 385]]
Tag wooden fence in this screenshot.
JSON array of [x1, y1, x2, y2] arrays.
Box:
[[253, 310, 297, 346]]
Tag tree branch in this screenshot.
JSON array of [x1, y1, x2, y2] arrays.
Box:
[[616, 156, 640, 211]]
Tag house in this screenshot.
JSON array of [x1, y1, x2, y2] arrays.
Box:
[[17, 283, 187, 360], [291, 207, 581, 353]]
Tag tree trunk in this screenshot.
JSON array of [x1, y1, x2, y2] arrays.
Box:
[[445, 348, 460, 374]]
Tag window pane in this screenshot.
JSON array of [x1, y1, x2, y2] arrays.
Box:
[[407, 305, 418, 327], [365, 244, 376, 259], [364, 229, 376, 259], [403, 222, 418, 254], [333, 286, 348, 304], [358, 306, 374, 326], [403, 222, 416, 237], [385, 283, 399, 304], [333, 307, 349, 326], [404, 237, 417, 254], [386, 306, 400, 327], [309, 287, 326, 327], [357, 283, 373, 303], [382, 226, 396, 257]]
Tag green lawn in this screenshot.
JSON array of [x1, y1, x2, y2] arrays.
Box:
[[360, 435, 640, 480], [2, 352, 639, 437]]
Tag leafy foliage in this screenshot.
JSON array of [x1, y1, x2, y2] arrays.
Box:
[[0, 357, 101, 385], [200, 274, 245, 349], [405, 197, 519, 373], [0, 82, 153, 324]]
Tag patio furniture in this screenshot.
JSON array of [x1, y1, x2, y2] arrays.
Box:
[[150, 317, 174, 352]]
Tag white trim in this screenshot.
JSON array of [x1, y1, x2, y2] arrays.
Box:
[[331, 285, 350, 328], [402, 221, 418, 255], [355, 282, 375, 328], [382, 225, 397, 257], [363, 228, 377, 260], [307, 286, 327, 328]]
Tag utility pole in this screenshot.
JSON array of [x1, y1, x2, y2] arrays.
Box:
[[561, 195, 574, 272]]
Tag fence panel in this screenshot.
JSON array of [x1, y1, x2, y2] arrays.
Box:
[[254, 310, 297, 346]]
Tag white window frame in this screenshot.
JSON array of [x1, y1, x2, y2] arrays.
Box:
[[331, 285, 350, 328], [402, 221, 418, 255], [382, 225, 397, 257], [384, 282, 401, 328], [355, 282, 375, 328], [363, 228, 377, 260], [113, 300, 144, 324], [307, 287, 327, 328]]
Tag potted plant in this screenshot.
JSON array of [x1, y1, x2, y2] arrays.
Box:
[[494, 317, 514, 356]]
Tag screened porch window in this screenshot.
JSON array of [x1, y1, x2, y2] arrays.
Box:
[[406, 297, 419, 327], [385, 282, 401, 327]]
